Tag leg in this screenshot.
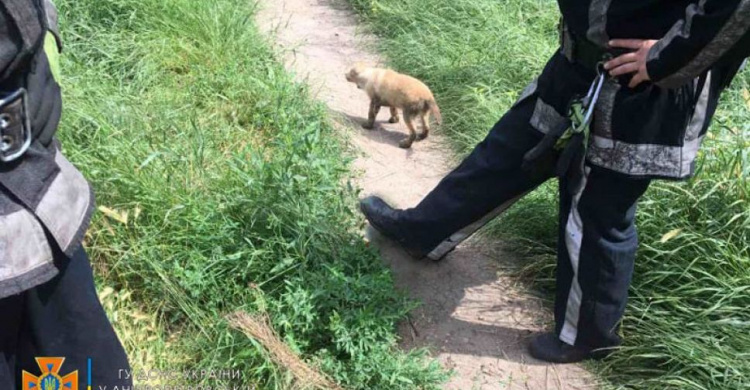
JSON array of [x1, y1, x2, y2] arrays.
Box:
[[364, 99, 381, 129], [389, 106, 400, 123], [14, 245, 133, 388], [417, 111, 430, 140], [555, 166, 650, 350], [0, 292, 22, 388], [362, 94, 552, 259], [399, 111, 418, 148]]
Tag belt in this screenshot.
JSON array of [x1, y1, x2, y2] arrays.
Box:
[[559, 22, 628, 71], [0, 88, 32, 163]]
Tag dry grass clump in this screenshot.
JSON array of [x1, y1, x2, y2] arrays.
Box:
[[227, 312, 344, 390]]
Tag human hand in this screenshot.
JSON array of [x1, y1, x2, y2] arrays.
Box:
[[603, 39, 659, 88]]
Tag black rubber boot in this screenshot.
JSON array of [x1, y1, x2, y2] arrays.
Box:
[[359, 196, 432, 259], [529, 332, 609, 364]]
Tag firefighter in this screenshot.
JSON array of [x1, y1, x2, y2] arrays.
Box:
[[0, 0, 132, 387], [360, 1, 749, 363]]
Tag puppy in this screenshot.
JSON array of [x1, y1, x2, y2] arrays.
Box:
[[345, 65, 441, 148]]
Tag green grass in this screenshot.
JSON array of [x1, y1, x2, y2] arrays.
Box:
[[345, 0, 750, 389], [55, 0, 447, 388]]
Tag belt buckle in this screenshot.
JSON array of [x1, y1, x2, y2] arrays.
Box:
[[0, 88, 32, 163]]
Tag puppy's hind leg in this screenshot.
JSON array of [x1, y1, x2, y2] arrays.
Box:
[[399, 110, 417, 149], [418, 111, 431, 141], [364, 99, 382, 130], [388, 106, 400, 123]]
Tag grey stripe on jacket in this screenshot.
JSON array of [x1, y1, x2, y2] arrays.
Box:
[[1, 143, 94, 299]]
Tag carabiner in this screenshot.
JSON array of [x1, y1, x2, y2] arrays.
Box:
[[573, 66, 607, 133]]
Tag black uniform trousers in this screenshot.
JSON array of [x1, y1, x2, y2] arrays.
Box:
[[397, 74, 651, 349], [0, 245, 132, 389]]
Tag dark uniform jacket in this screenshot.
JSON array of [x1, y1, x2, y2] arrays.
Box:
[[0, 0, 94, 298], [523, 0, 749, 179]]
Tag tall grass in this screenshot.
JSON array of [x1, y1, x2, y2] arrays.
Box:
[[56, 0, 446, 388], [346, 0, 749, 388]]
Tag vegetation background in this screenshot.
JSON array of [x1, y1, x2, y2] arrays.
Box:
[[54, 0, 747, 388], [56, 0, 445, 388]]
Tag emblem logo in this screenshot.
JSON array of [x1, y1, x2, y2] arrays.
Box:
[[22, 357, 78, 390]]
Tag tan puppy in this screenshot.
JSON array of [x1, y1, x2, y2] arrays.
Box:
[[346, 65, 442, 148]]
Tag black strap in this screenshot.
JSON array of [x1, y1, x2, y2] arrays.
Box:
[[0, 0, 46, 80], [561, 25, 632, 72]]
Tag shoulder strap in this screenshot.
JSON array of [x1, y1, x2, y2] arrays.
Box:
[[0, 0, 45, 79], [42, 0, 62, 52]]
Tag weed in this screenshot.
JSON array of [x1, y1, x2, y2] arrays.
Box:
[[57, 0, 447, 388]]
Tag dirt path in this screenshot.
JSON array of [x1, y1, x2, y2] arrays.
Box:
[[256, 1, 597, 388]]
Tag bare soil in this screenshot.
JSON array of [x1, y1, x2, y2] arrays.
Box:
[[256, 1, 598, 388]]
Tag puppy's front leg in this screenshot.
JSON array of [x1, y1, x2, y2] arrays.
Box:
[[364, 99, 381, 130]]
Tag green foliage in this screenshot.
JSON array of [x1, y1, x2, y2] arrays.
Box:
[[56, 0, 446, 388], [346, 0, 750, 388]]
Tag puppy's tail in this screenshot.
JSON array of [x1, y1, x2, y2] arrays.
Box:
[[428, 100, 442, 125]]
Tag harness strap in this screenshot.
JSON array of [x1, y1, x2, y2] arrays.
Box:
[[0, 0, 46, 80], [560, 21, 631, 72], [0, 0, 61, 161], [522, 70, 608, 195]]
